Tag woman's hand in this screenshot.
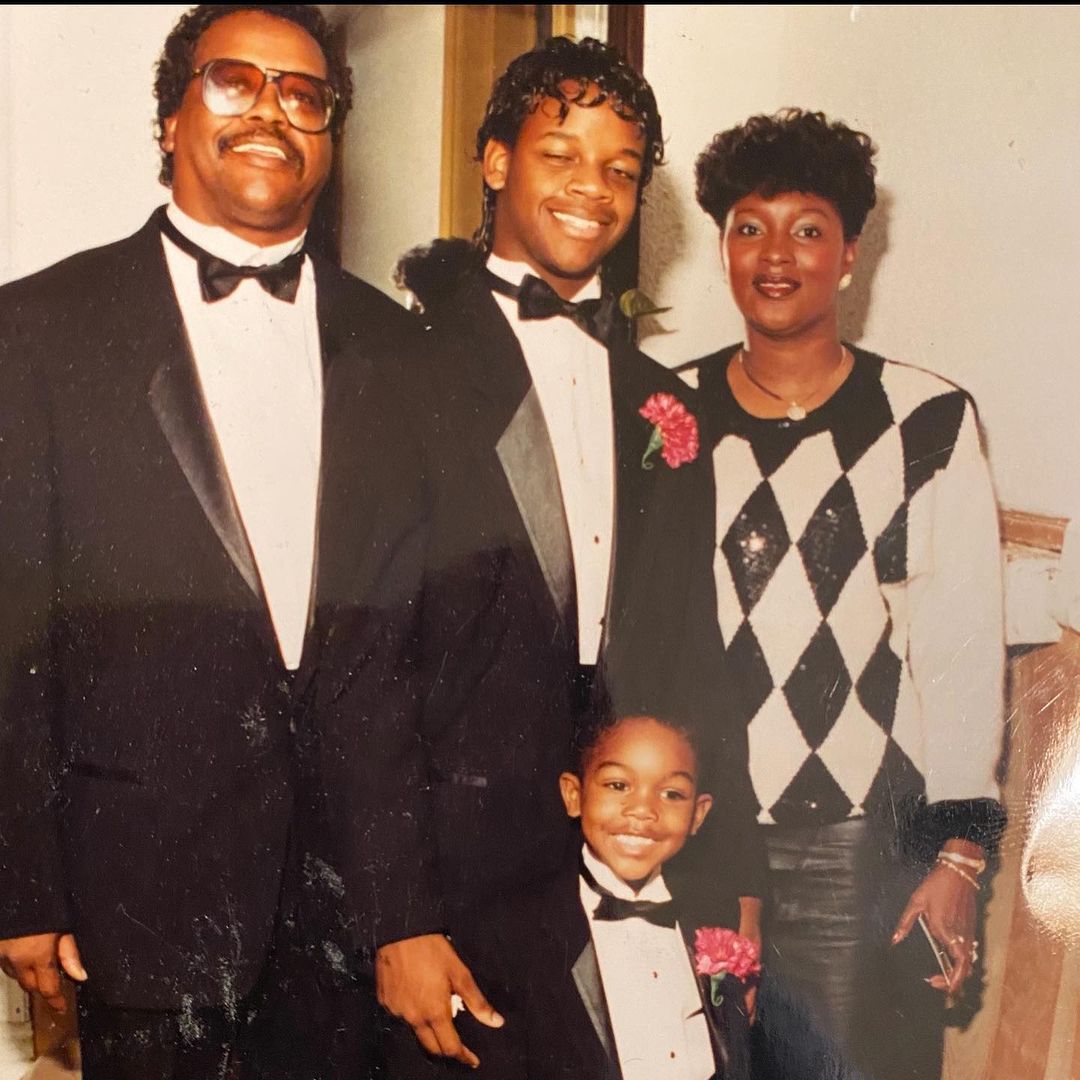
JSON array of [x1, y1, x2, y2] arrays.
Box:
[[891, 842, 983, 995]]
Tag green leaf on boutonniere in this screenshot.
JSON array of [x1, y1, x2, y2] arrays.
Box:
[[619, 288, 672, 320], [641, 425, 664, 470], [710, 974, 725, 1007]]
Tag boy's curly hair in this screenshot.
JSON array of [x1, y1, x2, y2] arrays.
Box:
[[695, 108, 877, 239], [154, 4, 353, 186], [473, 35, 665, 251]]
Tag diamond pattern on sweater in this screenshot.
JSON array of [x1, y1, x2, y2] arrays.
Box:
[[726, 621, 774, 722], [751, 548, 823, 685], [768, 429, 843, 544], [861, 737, 926, 821], [721, 480, 791, 616], [783, 623, 852, 750], [855, 627, 904, 735], [797, 475, 867, 616], [710, 355, 979, 827], [769, 752, 854, 825], [748, 692, 814, 817], [818, 695, 890, 814]]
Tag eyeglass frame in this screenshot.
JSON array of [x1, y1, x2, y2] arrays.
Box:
[[191, 58, 338, 134]]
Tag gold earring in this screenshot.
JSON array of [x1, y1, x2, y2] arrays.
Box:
[[839, 273, 853, 291]]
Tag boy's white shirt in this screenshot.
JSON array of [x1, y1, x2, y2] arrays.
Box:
[[486, 253, 614, 664], [580, 846, 714, 1080]]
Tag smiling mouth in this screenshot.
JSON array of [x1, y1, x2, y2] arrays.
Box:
[[753, 276, 799, 299], [551, 209, 607, 239], [611, 833, 660, 854]]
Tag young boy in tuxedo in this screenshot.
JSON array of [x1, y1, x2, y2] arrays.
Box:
[[387, 713, 754, 1079]]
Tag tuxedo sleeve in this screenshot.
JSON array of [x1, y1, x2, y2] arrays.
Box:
[[0, 298, 73, 937]]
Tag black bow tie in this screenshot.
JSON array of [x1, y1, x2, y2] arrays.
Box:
[[485, 270, 623, 347], [581, 860, 678, 929], [159, 209, 305, 304]]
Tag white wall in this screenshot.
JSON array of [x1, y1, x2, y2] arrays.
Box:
[[338, 5, 444, 299], [640, 5, 1080, 519], [0, 5, 188, 284]]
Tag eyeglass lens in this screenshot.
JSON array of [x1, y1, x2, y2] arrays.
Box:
[[201, 59, 333, 133]]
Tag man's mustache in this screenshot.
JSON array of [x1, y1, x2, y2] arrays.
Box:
[[218, 126, 303, 166]]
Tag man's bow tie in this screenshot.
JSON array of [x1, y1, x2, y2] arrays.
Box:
[[581, 858, 678, 928], [159, 211, 304, 304], [485, 270, 623, 347]]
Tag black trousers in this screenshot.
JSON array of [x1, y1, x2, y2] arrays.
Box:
[[77, 914, 382, 1080], [751, 818, 947, 1080]]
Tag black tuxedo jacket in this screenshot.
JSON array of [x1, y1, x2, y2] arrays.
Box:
[[385, 860, 751, 1080], [0, 211, 434, 1008], [395, 240, 764, 935]]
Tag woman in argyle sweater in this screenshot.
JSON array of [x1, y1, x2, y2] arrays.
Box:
[[681, 109, 1005, 1080]]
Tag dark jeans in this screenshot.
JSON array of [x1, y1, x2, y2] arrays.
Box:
[[752, 818, 946, 1080], [77, 913, 382, 1080]]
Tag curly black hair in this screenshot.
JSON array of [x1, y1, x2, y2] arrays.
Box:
[[473, 35, 665, 251], [695, 108, 877, 240], [154, 4, 353, 186], [571, 712, 713, 792]]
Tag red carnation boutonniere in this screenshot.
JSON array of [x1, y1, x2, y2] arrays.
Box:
[[694, 927, 761, 1006], [639, 392, 699, 470]]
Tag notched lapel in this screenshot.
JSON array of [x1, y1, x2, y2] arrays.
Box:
[[148, 357, 261, 601], [496, 386, 575, 622]]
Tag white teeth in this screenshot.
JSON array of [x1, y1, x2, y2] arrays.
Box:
[[552, 210, 602, 236], [231, 143, 287, 160], [614, 834, 657, 851]]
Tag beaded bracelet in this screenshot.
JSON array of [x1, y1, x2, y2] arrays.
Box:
[[936, 856, 981, 890], [938, 850, 987, 875]]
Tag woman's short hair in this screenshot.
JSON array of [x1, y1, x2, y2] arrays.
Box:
[[695, 108, 877, 239]]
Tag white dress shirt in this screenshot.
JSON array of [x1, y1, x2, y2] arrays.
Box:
[[161, 202, 322, 670], [580, 847, 715, 1080], [487, 254, 615, 663]]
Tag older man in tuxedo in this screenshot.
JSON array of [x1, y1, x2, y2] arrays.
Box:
[[0, 6, 434, 1077]]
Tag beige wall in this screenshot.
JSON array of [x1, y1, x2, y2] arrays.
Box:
[[0, 5, 188, 284], [639, 5, 1080, 519], [338, 5, 445, 298]]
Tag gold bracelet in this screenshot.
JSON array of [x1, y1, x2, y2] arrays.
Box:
[[938, 849, 987, 875], [936, 856, 981, 890]]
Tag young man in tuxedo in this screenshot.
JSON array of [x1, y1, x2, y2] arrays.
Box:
[[0, 6, 435, 1077], [382, 36, 766, 1069]]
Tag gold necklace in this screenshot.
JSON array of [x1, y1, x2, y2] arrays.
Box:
[[738, 346, 849, 421]]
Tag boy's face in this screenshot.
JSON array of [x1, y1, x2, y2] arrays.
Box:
[[560, 717, 713, 891], [483, 84, 646, 299]]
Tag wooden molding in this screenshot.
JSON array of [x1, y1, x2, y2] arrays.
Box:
[[1000, 508, 1069, 554]]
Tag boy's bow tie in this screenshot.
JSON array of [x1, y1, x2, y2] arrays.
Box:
[[581, 859, 678, 928], [159, 210, 304, 304], [484, 270, 622, 346], [593, 893, 678, 929]]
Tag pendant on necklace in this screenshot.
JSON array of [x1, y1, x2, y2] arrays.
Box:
[[787, 403, 807, 421]]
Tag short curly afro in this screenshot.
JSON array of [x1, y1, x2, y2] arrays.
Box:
[[154, 4, 353, 187], [695, 108, 877, 240]]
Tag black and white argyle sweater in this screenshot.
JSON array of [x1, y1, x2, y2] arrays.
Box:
[[685, 345, 1005, 833]]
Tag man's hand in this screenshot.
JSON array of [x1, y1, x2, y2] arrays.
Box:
[[376, 933, 503, 1067], [738, 896, 763, 1023], [0, 933, 87, 1013]]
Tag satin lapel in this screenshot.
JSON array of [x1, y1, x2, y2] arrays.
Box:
[[496, 386, 575, 622], [444, 277, 576, 628], [570, 939, 619, 1068], [143, 234, 263, 605]]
